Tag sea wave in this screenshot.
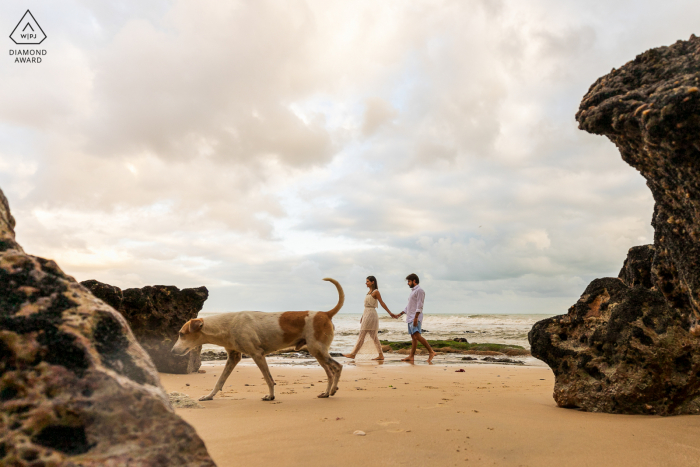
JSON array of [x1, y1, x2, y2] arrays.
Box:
[[198, 312, 554, 353]]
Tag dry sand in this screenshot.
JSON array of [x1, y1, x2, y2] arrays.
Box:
[[160, 361, 700, 467]]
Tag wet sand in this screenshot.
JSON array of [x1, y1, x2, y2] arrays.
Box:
[[160, 361, 700, 467]]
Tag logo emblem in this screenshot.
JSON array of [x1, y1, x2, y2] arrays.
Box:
[[10, 10, 46, 45]]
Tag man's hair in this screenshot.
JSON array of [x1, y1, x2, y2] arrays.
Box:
[[405, 273, 419, 284]]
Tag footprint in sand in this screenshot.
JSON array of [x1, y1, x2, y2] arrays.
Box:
[[419, 404, 447, 410], [377, 420, 400, 427]]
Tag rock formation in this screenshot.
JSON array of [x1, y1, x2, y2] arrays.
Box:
[[617, 244, 655, 289], [529, 35, 700, 415], [0, 187, 216, 465], [81, 280, 207, 374]]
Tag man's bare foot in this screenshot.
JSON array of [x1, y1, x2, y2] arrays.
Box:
[[427, 351, 436, 364], [372, 356, 384, 361], [401, 356, 414, 363], [343, 353, 355, 359]]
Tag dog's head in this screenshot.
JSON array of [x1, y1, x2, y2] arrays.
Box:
[[171, 318, 206, 355]]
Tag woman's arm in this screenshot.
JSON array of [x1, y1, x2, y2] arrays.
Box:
[[372, 290, 396, 318]]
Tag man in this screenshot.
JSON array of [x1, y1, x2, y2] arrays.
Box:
[[398, 273, 436, 363]]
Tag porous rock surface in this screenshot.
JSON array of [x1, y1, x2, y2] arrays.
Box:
[[617, 244, 656, 289], [168, 392, 204, 409], [0, 187, 216, 466], [530, 35, 700, 415], [81, 280, 207, 374]]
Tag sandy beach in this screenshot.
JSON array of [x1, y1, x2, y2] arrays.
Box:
[[160, 361, 700, 467]]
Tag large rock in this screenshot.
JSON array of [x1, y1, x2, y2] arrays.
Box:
[[0, 187, 216, 466], [530, 35, 700, 415], [81, 281, 207, 374], [617, 244, 655, 289]]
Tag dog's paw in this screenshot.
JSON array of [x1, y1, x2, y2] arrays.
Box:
[[198, 395, 214, 401], [262, 395, 275, 401], [317, 393, 330, 398]]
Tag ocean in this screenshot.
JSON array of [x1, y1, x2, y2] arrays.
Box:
[[198, 312, 555, 366], [331, 313, 551, 351]]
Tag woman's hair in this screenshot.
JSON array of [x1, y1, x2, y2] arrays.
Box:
[[405, 273, 419, 284], [366, 276, 378, 291]]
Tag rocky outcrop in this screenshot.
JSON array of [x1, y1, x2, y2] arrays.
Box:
[[529, 35, 700, 415], [618, 244, 655, 289], [0, 189, 21, 252], [0, 187, 216, 466], [81, 280, 208, 374]]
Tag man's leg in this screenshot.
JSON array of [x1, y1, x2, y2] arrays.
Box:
[[415, 333, 436, 363], [401, 331, 418, 362]]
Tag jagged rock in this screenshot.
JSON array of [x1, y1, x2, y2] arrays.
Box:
[[530, 35, 700, 415], [0, 187, 216, 465], [0, 189, 21, 252], [529, 276, 697, 414], [618, 244, 655, 289], [81, 280, 208, 374]]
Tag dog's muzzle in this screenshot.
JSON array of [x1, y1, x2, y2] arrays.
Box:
[[171, 344, 190, 356]]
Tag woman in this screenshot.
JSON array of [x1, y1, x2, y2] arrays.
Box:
[[343, 276, 396, 361]]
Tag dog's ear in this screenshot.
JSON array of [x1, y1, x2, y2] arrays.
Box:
[[180, 318, 203, 335], [190, 318, 204, 333]]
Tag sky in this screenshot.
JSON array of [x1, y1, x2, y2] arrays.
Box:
[[1, 0, 697, 315]]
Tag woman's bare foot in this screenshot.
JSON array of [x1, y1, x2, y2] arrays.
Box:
[[401, 355, 414, 363], [427, 351, 436, 363], [343, 353, 355, 359], [372, 356, 384, 361]]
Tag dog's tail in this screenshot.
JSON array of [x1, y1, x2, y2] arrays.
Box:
[[323, 278, 345, 319]]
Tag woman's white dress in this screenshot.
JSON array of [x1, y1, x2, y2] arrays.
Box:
[[349, 291, 383, 359]]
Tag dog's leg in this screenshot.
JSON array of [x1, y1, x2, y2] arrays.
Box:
[[199, 350, 242, 401], [316, 357, 334, 398], [327, 357, 343, 396], [309, 347, 341, 398], [250, 353, 276, 401]]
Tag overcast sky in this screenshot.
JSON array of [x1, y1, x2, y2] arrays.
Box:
[[1, 1, 697, 315]]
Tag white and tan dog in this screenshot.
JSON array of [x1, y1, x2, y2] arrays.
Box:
[[171, 278, 344, 401]]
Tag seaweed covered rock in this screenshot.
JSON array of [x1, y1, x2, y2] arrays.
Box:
[[530, 35, 700, 415], [0, 187, 216, 466], [81, 280, 208, 374]]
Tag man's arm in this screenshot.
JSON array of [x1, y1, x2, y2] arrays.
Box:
[[413, 289, 425, 325]]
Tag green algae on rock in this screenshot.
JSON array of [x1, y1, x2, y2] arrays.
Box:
[[380, 340, 529, 356]]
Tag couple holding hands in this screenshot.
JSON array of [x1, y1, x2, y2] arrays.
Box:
[[343, 274, 436, 363]]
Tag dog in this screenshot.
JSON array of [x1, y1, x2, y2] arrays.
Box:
[[171, 278, 344, 401]]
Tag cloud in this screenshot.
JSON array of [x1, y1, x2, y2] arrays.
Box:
[[362, 97, 397, 136], [3, 0, 697, 315]]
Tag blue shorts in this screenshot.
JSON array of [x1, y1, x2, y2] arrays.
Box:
[[408, 321, 422, 335]]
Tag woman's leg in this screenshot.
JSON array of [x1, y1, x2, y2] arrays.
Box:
[[369, 331, 384, 360], [343, 330, 369, 358]]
